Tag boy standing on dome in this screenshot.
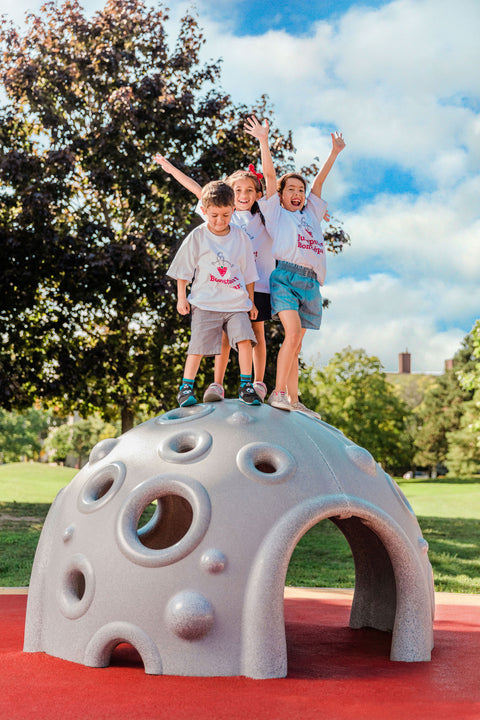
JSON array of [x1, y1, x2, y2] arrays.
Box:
[[167, 180, 262, 407]]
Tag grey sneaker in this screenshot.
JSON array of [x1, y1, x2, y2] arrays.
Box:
[[290, 401, 322, 419], [267, 390, 291, 411], [203, 383, 225, 402], [253, 381, 267, 402]]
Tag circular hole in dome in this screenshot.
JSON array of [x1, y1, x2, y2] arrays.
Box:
[[237, 442, 296, 484], [158, 429, 212, 464], [58, 554, 95, 619], [172, 435, 197, 453], [155, 404, 215, 425], [137, 494, 194, 550], [92, 476, 114, 500], [116, 476, 211, 568], [69, 569, 86, 601], [254, 459, 277, 474], [78, 462, 126, 513]]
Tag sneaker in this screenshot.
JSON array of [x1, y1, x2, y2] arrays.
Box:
[[253, 381, 267, 402], [290, 401, 322, 419], [177, 383, 197, 407], [203, 383, 225, 402], [267, 390, 291, 411], [238, 382, 261, 405]]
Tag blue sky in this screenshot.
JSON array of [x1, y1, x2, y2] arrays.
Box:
[[2, 0, 480, 373]]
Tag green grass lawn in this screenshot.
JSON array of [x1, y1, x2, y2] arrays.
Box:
[[0, 463, 479, 592], [0, 462, 76, 502]]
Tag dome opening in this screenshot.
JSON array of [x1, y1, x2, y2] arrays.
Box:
[[92, 476, 114, 500], [69, 569, 86, 601], [137, 494, 193, 550], [110, 642, 144, 669], [254, 459, 277, 474]]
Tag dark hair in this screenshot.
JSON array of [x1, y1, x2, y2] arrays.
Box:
[[277, 172, 307, 194], [201, 180, 235, 209]]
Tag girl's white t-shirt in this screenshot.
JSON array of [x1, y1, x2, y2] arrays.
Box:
[[258, 193, 328, 285], [167, 223, 258, 312], [230, 211, 274, 293], [196, 202, 274, 293]]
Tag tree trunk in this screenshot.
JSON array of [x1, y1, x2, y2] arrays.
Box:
[[121, 406, 135, 435]]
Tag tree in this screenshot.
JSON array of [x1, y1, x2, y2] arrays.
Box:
[[44, 413, 118, 467], [0, 0, 302, 432], [299, 347, 413, 472], [0, 406, 51, 462], [445, 320, 480, 475], [413, 369, 468, 475]]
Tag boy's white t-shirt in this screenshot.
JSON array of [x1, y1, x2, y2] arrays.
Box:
[[167, 223, 258, 312], [196, 202, 274, 293], [258, 193, 328, 285]]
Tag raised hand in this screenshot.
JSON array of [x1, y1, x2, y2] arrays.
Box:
[[244, 115, 269, 141], [331, 132, 345, 154], [153, 154, 174, 173]]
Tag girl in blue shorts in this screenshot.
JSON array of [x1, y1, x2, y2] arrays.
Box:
[[245, 115, 345, 411]]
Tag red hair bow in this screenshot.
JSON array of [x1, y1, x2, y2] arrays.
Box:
[[248, 164, 263, 180]]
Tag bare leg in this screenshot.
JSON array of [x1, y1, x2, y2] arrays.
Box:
[[183, 354, 203, 381], [237, 339, 253, 377], [286, 329, 306, 404], [274, 310, 303, 393], [213, 332, 230, 385], [252, 321, 266, 383]]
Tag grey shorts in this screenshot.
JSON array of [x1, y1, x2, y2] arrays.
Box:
[[188, 307, 257, 355]]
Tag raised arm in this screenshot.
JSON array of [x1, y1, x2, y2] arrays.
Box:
[[310, 132, 345, 199], [244, 115, 277, 199], [153, 154, 202, 199]]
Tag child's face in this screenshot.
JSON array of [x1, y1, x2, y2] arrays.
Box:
[[204, 204, 234, 235], [280, 178, 306, 212], [232, 177, 262, 213]]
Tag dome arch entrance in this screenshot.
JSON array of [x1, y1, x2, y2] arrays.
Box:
[[241, 495, 434, 679]]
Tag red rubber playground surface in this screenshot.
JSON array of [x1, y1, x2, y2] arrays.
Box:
[[1, 588, 479, 720]]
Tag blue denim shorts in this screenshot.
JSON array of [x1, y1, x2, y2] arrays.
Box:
[[270, 261, 322, 330]]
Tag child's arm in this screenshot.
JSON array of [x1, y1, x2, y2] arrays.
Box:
[[176, 279, 191, 315], [153, 154, 203, 199], [310, 132, 345, 199], [246, 282, 258, 320], [244, 115, 277, 199]]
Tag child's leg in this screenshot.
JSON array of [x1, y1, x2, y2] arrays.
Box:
[[183, 354, 203, 381], [213, 331, 230, 385], [178, 354, 203, 406], [237, 339, 261, 405], [285, 330, 306, 404], [237, 339, 253, 378], [274, 310, 303, 393], [252, 321, 266, 383]]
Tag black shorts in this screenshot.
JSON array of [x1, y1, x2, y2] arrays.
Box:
[[253, 291, 271, 322]]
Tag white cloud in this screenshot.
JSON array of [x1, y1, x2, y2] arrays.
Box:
[[190, 0, 480, 191], [302, 273, 473, 373], [333, 176, 480, 284]]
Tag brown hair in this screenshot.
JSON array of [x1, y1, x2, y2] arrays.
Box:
[[201, 180, 235, 209], [277, 172, 307, 194], [226, 169, 263, 194]]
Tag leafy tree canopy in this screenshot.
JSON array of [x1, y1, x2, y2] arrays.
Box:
[[0, 0, 293, 430], [299, 347, 413, 472]]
